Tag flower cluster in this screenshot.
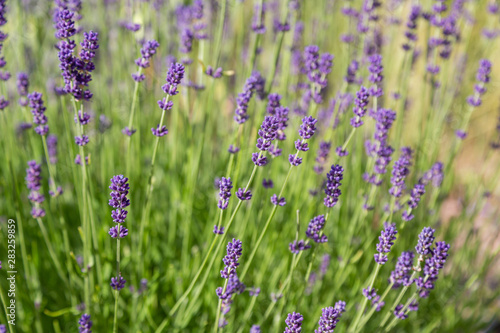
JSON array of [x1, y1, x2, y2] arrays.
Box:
[[417, 241, 450, 298], [466, 59, 492, 107], [26, 161, 45, 218], [110, 275, 126, 291], [362, 288, 385, 311], [389, 251, 415, 288], [153, 63, 185, 137], [217, 177, 233, 210], [302, 45, 334, 104], [314, 301, 346, 333], [284, 312, 303, 333], [176, 1, 207, 64], [251, 3, 266, 34], [290, 116, 317, 166], [206, 66, 223, 78], [16, 72, 29, 106], [28, 92, 49, 136], [389, 147, 413, 198], [108, 175, 130, 238], [234, 71, 266, 124], [253, 116, 279, 166], [132, 40, 160, 82], [374, 223, 398, 264], [216, 239, 245, 328], [350, 86, 370, 128], [289, 240, 311, 254], [78, 313, 92, 332], [367, 54, 383, 97], [314, 141, 331, 174], [306, 215, 328, 243], [0, 0, 10, 88], [401, 183, 425, 221], [403, 5, 421, 51], [324, 164, 344, 208]]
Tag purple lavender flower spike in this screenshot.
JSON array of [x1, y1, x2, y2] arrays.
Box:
[[251, 3, 266, 34], [213, 225, 224, 235], [389, 147, 413, 198], [324, 164, 344, 208], [109, 175, 130, 233], [350, 86, 370, 128], [466, 59, 492, 107], [299, 116, 318, 139], [271, 194, 286, 206], [17, 72, 29, 106], [367, 54, 383, 97], [390, 251, 414, 288], [161, 62, 185, 96], [234, 71, 266, 124], [47, 134, 59, 164], [402, 183, 425, 221], [336, 146, 348, 157], [236, 188, 252, 201], [28, 92, 49, 136], [110, 275, 126, 290], [402, 5, 421, 50], [306, 215, 328, 243], [314, 141, 331, 174], [206, 66, 223, 78], [394, 304, 408, 319], [284, 312, 303, 333], [122, 127, 136, 136], [344, 60, 360, 84], [315, 302, 346, 333], [26, 161, 45, 218], [250, 325, 261, 333], [220, 239, 243, 278], [78, 313, 92, 333], [415, 227, 435, 256], [133, 40, 160, 81], [374, 223, 398, 264], [151, 124, 168, 137], [217, 177, 233, 209], [263, 179, 274, 189], [289, 240, 311, 254]]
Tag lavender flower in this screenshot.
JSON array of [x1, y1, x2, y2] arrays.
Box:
[[228, 145, 240, 154], [133, 40, 160, 82], [218, 177, 233, 209], [324, 164, 344, 208], [220, 239, 242, 279], [306, 215, 328, 243], [119, 21, 141, 32], [253, 116, 279, 166], [303, 45, 334, 103], [344, 60, 360, 84], [250, 325, 261, 333], [110, 275, 126, 290], [289, 240, 311, 254], [26, 161, 45, 218], [466, 59, 492, 107], [108, 175, 130, 238], [236, 188, 252, 201], [28, 92, 49, 136], [235, 71, 266, 124], [284, 312, 303, 333], [251, 3, 266, 34], [350, 86, 370, 128], [263, 178, 274, 189], [47, 134, 58, 164], [206, 66, 223, 78], [403, 5, 421, 51], [402, 183, 425, 221], [154, 63, 185, 136], [314, 303, 346, 333], [393, 304, 408, 320], [271, 194, 286, 206], [213, 225, 224, 235], [314, 141, 331, 174], [389, 147, 413, 198], [78, 313, 92, 333], [367, 54, 383, 97], [374, 223, 398, 264], [389, 251, 415, 288], [415, 227, 435, 256], [16, 72, 29, 106], [362, 288, 385, 311], [289, 116, 317, 166]]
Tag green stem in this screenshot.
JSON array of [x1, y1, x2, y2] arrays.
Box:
[[349, 263, 382, 332]]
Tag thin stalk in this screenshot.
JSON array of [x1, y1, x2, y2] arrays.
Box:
[[214, 279, 228, 333], [0, 282, 14, 333], [36, 217, 68, 285], [113, 230, 121, 333], [357, 282, 395, 330], [125, 68, 143, 176], [349, 263, 382, 332]]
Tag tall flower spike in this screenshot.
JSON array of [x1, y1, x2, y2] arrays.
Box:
[[78, 313, 92, 333], [217, 177, 233, 209], [108, 175, 130, 239], [389, 251, 415, 288], [133, 39, 160, 82], [306, 215, 328, 243], [220, 239, 243, 278], [350, 86, 370, 128], [401, 183, 425, 221], [253, 116, 279, 166], [466, 59, 492, 107], [26, 161, 45, 219], [314, 302, 346, 333], [324, 164, 344, 208], [389, 147, 413, 198], [374, 223, 398, 264], [415, 227, 435, 256], [284, 312, 303, 333], [16, 72, 29, 106], [234, 71, 266, 124], [367, 54, 383, 97], [28, 92, 49, 136]]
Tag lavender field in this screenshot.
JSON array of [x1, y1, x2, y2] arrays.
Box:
[[0, 0, 499, 332]]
